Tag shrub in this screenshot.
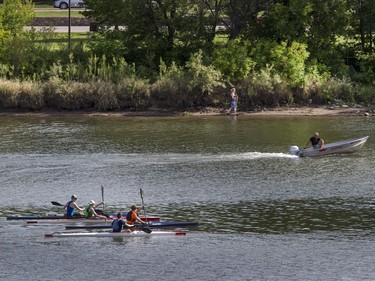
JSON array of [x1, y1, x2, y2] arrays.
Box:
[[117, 77, 151, 111], [212, 40, 255, 83], [317, 77, 355, 104], [0, 79, 43, 109]]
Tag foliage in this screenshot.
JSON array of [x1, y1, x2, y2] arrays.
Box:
[[317, 76, 355, 104], [1, 0, 375, 110], [250, 39, 310, 87], [212, 40, 255, 83], [0, 79, 43, 109], [240, 65, 293, 107], [0, 0, 34, 36]]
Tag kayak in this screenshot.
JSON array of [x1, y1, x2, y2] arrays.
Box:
[[27, 218, 112, 224], [65, 221, 199, 230], [289, 136, 369, 157], [45, 230, 187, 238], [26, 216, 160, 224], [7, 214, 160, 221]]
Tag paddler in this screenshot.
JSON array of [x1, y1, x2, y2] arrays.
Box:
[[111, 212, 130, 232], [64, 195, 84, 217], [126, 204, 146, 226], [84, 200, 107, 219]]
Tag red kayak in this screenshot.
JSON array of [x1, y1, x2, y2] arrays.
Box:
[[27, 216, 160, 224]]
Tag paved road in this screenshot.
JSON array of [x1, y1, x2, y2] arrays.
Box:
[[26, 26, 90, 32]]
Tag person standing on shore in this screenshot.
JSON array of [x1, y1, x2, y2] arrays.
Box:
[[227, 87, 238, 115]]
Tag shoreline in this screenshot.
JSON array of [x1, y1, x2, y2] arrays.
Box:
[[0, 106, 373, 117]]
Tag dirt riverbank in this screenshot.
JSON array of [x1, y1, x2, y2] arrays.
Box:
[[0, 106, 373, 117]]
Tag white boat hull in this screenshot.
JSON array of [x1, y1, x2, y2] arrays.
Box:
[[290, 136, 369, 157], [45, 230, 187, 238]]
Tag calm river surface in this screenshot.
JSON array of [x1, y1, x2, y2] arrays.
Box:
[[0, 114, 374, 281]]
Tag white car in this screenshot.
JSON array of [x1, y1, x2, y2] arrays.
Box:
[[54, 0, 84, 9]]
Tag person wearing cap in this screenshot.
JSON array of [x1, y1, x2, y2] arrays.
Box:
[[305, 132, 325, 149], [126, 204, 146, 226], [83, 200, 106, 219], [64, 195, 84, 217]]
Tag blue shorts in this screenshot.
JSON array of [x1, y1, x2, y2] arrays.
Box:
[[231, 100, 237, 109]]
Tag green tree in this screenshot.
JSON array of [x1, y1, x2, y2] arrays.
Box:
[[0, 0, 35, 78], [0, 0, 34, 36]]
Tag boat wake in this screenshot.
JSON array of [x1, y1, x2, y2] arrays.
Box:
[[131, 152, 298, 165]]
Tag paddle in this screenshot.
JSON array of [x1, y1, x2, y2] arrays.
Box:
[[101, 185, 105, 213], [51, 201, 64, 206], [139, 188, 152, 234], [140, 188, 147, 221]]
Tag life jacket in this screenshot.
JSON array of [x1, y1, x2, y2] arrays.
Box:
[[84, 205, 93, 218], [126, 210, 136, 224], [66, 201, 75, 217]]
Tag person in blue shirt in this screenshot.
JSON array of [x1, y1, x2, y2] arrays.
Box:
[[111, 212, 128, 232], [64, 195, 84, 217]]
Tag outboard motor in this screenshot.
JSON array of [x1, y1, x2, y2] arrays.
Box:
[[289, 146, 300, 156]]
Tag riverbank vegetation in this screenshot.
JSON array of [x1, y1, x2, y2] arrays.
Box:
[[1, 0, 375, 112]]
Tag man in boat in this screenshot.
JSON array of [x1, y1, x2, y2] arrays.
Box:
[[84, 200, 107, 219], [305, 132, 325, 149], [111, 212, 129, 232], [64, 195, 84, 217], [126, 205, 146, 226]]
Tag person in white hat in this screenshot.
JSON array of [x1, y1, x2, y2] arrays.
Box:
[[83, 200, 106, 219], [64, 195, 84, 217]]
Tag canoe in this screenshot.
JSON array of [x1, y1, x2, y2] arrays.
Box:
[[7, 214, 159, 221], [289, 136, 369, 157], [26, 216, 160, 224], [65, 221, 199, 230], [44, 230, 187, 238]]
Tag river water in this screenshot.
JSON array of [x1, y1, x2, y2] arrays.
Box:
[[0, 114, 374, 281]]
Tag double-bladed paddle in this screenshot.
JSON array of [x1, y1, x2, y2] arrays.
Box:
[[139, 188, 152, 234], [125, 223, 152, 234], [51, 201, 64, 206], [101, 185, 105, 213]]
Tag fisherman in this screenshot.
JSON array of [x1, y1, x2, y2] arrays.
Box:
[[305, 132, 325, 149], [84, 200, 107, 219], [126, 204, 146, 226], [64, 195, 84, 217]]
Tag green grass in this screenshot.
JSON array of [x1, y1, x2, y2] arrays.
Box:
[[34, 10, 84, 17]]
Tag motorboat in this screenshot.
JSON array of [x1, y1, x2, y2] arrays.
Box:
[[289, 136, 369, 157]]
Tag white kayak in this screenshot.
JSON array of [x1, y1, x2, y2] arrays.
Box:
[[45, 230, 187, 238], [289, 136, 369, 157]]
